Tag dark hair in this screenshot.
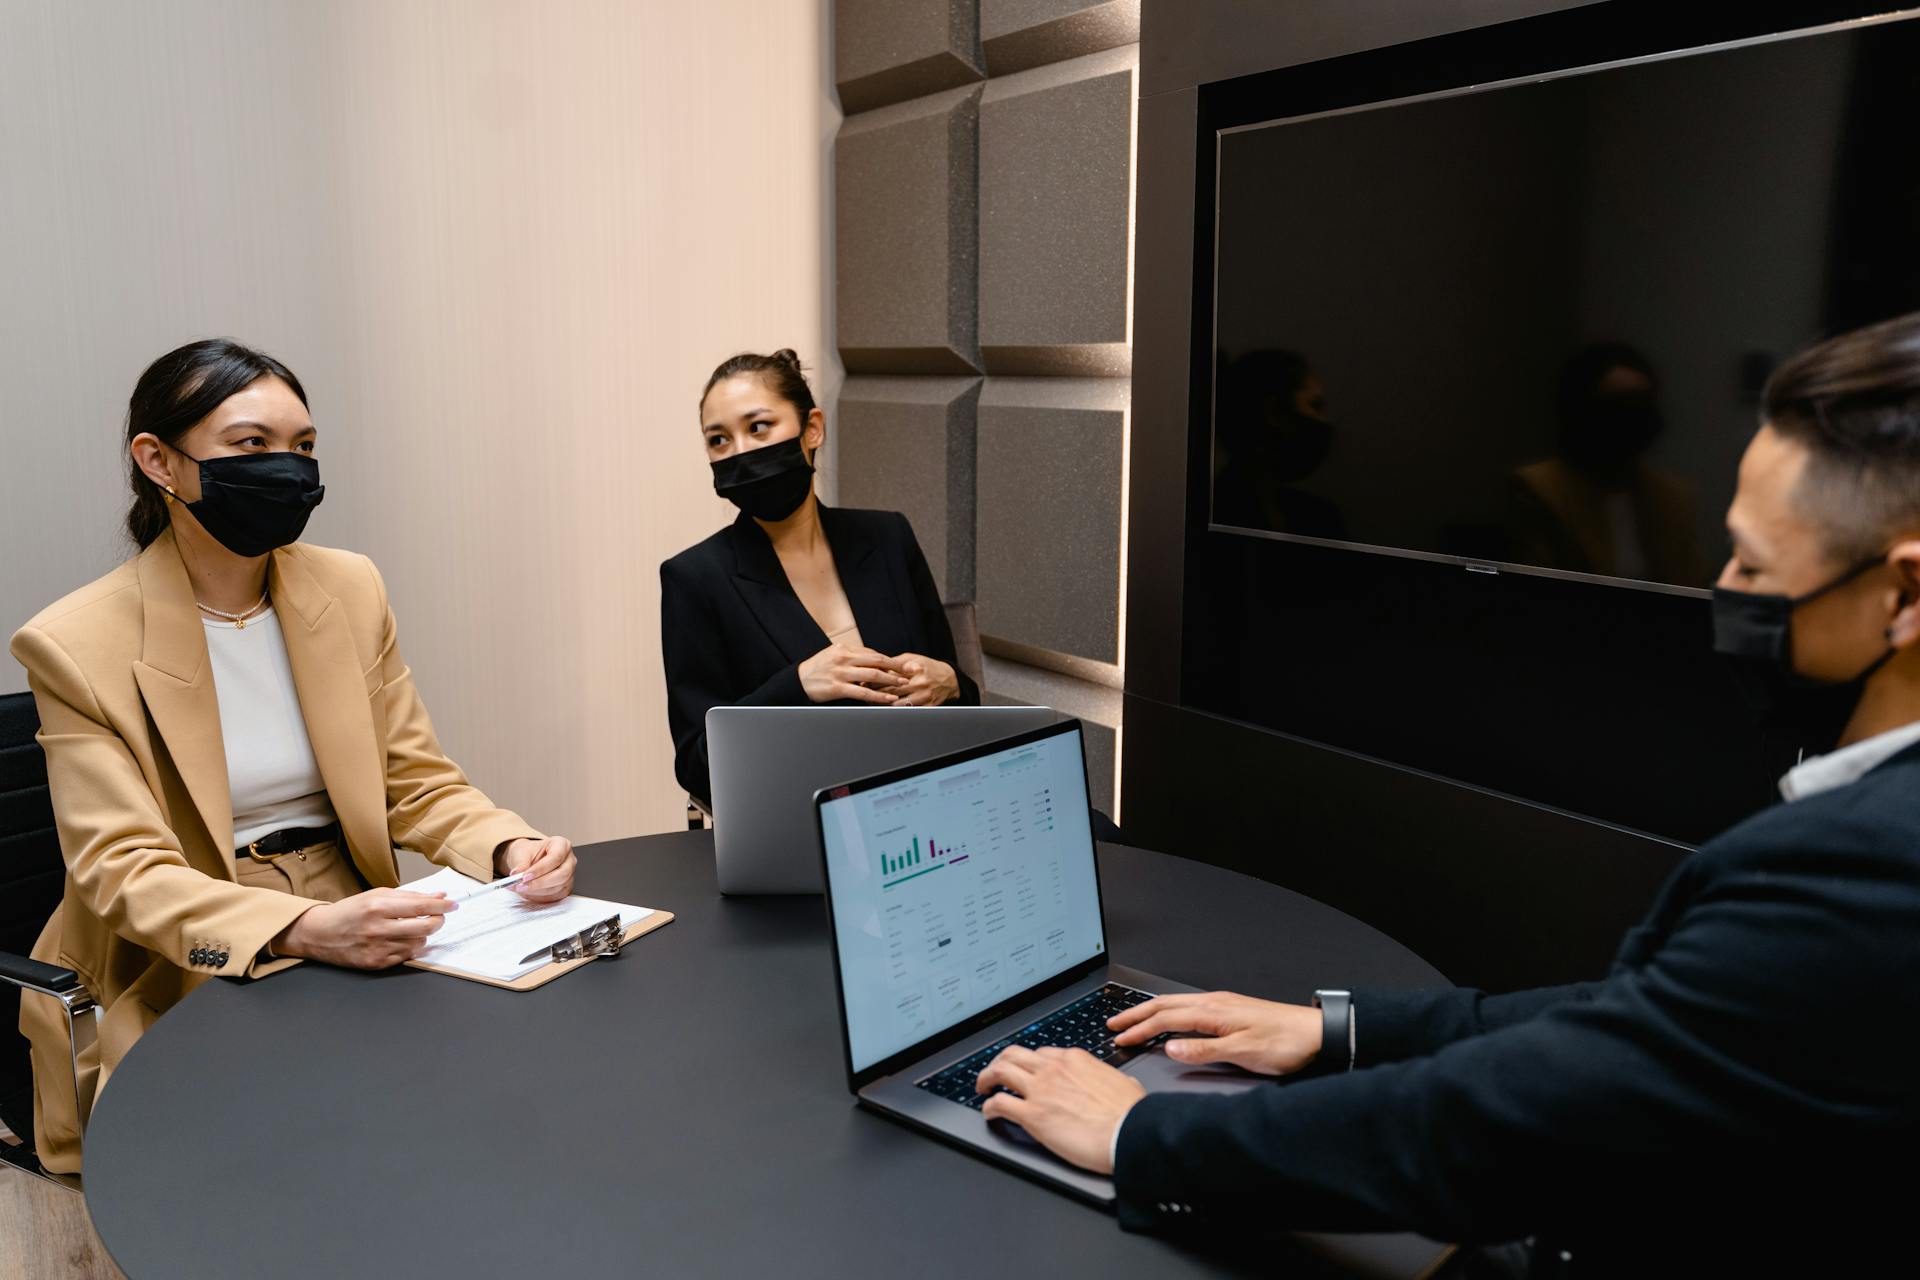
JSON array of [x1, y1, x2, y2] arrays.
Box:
[[124, 339, 308, 548], [699, 348, 816, 421], [1763, 311, 1920, 561], [1554, 342, 1657, 422]]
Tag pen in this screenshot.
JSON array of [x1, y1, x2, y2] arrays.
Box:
[[448, 870, 530, 903]]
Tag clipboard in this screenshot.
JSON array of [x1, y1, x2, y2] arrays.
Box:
[[406, 910, 674, 992]]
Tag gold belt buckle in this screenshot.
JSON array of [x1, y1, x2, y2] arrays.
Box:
[[245, 840, 308, 864]]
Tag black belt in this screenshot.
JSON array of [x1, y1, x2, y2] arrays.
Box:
[[239, 822, 341, 862]]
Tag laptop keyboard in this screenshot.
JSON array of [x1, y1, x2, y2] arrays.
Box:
[[915, 983, 1158, 1110]]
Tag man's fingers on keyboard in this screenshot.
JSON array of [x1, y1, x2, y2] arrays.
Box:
[[1107, 993, 1193, 1030], [977, 1049, 1036, 1093], [1112, 1006, 1221, 1045], [981, 1091, 1029, 1125]]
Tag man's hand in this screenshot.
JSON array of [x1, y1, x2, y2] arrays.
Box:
[[275, 888, 457, 969], [889, 653, 960, 707], [495, 836, 576, 903], [1108, 991, 1323, 1076], [974, 1046, 1147, 1174]]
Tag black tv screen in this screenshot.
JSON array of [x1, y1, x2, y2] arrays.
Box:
[[1210, 11, 1920, 594]]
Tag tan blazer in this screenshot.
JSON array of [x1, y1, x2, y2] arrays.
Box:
[[1509, 458, 1710, 586], [10, 530, 540, 1173]]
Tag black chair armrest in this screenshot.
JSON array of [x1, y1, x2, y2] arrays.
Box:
[[0, 950, 83, 999]]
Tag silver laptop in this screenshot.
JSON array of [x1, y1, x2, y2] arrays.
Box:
[[813, 719, 1258, 1206], [709, 705, 1058, 894]]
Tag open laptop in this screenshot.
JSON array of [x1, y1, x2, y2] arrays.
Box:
[[709, 705, 1058, 894], [813, 719, 1259, 1205]]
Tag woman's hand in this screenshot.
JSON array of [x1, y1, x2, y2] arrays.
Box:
[[274, 888, 458, 969], [798, 643, 908, 704], [890, 653, 960, 707], [1107, 991, 1324, 1076], [495, 836, 576, 904]]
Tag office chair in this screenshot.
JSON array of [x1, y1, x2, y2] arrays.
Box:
[[941, 600, 985, 694], [0, 690, 93, 1190], [683, 603, 990, 831]]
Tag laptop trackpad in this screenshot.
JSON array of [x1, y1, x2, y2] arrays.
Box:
[[1125, 1047, 1261, 1095]]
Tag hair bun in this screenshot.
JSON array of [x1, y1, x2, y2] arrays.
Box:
[[701, 348, 818, 417]]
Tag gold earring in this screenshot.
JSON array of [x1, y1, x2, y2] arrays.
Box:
[[162, 485, 179, 503]]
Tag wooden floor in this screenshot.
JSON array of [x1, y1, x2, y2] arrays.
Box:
[[0, 1128, 124, 1280]]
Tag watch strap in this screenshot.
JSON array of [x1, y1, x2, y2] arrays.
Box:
[[1313, 989, 1355, 1071]]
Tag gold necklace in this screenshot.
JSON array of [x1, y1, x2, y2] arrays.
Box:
[[196, 590, 270, 630]]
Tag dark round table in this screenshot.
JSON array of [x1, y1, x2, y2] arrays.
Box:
[[84, 833, 1451, 1278]]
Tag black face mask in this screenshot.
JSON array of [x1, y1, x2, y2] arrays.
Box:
[[174, 450, 326, 557], [1559, 392, 1663, 475], [1711, 555, 1895, 753], [1250, 395, 1334, 483], [712, 437, 814, 522]]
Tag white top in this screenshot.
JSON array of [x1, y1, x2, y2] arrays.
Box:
[[1604, 490, 1648, 581], [202, 607, 338, 847], [1778, 718, 1920, 802]]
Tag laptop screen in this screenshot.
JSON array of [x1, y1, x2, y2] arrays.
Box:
[[819, 724, 1106, 1075]]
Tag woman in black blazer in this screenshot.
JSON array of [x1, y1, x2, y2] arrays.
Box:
[[661, 349, 979, 803]]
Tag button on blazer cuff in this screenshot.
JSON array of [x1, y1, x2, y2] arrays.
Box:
[[221, 894, 320, 979], [1112, 1089, 1232, 1233]]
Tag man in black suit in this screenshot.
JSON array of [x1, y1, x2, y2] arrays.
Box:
[[975, 313, 1920, 1270]]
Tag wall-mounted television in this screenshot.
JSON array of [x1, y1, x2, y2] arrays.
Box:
[[1210, 8, 1920, 596], [1182, 4, 1920, 846]]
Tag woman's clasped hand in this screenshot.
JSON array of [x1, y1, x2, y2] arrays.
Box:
[[798, 643, 961, 707]]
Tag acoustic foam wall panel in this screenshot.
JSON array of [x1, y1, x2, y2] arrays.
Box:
[[975, 377, 1128, 662], [836, 85, 983, 375], [835, 376, 983, 601], [834, 0, 984, 116], [978, 45, 1136, 375], [983, 658, 1120, 813], [981, 0, 1141, 77]]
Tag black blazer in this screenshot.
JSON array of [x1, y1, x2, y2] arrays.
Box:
[[660, 505, 980, 804], [1114, 739, 1920, 1269]]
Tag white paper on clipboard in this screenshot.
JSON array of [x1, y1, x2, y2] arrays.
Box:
[[400, 867, 657, 982]]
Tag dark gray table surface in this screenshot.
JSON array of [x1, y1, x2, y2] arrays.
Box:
[[84, 834, 1453, 1279]]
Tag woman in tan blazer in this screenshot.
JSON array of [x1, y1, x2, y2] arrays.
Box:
[[11, 339, 576, 1174]]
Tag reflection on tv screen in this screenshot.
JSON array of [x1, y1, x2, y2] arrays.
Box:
[[1211, 15, 1920, 593]]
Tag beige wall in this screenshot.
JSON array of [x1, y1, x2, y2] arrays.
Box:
[[0, 0, 838, 844]]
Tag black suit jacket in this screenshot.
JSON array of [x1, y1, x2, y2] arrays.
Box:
[[1115, 739, 1920, 1268], [659, 505, 979, 804]]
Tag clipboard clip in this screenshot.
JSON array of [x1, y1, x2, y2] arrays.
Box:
[[520, 914, 624, 966]]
